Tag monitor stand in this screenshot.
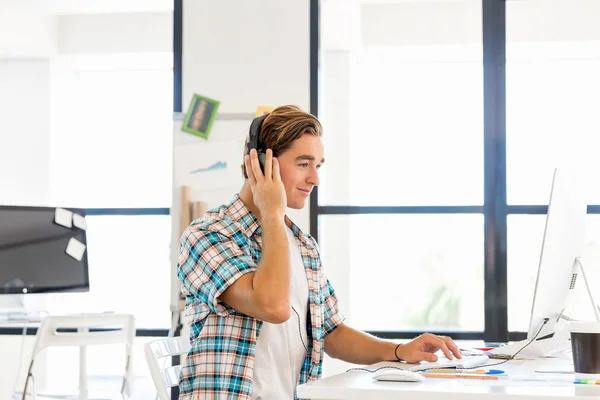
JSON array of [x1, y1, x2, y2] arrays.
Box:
[[490, 326, 572, 359], [0, 294, 47, 322], [491, 257, 600, 359]]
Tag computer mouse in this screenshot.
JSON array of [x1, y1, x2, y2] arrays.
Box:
[[372, 369, 426, 382]]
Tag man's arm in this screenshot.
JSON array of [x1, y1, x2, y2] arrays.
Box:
[[323, 324, 397, 365], [324, 324, 462, 364], [219, 216, 290, 323], [219, 149, 291, 324]]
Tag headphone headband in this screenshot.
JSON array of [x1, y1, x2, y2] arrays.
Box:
[[247, 113, 269, 154]]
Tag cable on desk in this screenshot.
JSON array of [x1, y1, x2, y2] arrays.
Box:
[[473, 318, 550, 369], [12, 325, 28, 396]]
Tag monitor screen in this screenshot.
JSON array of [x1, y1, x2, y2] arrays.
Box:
[[0, 206, 89, 294]]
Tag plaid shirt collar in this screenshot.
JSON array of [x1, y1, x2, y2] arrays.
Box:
[[228, 193, 317, 251]]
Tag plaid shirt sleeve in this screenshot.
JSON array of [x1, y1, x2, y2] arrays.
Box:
[[322, 276, 345, 335], [306, 234, 345, 336], [178, 223, 257, 317]]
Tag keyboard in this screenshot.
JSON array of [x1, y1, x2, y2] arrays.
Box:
[[407, 355, 490, 372], [0, 311, 46, 322]]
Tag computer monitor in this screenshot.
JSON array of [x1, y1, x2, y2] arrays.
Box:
[[0, 206, 89, 294], [527, 167, 587, 340]]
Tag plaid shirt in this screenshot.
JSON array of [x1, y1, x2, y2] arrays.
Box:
[[177, 194, 345, 400]]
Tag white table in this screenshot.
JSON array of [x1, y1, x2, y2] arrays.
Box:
[[297, 358, 600, 399]]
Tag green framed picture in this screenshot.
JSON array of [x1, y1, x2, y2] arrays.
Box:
[[181, 94, 220, 139]]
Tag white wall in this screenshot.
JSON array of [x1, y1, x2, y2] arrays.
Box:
[[0, 59, 52, 393], [361, 0, 600, 47], [0, 10, 172, 205], [0, 16, 58, 59], [0, 0, 172, 16], [362, 0, 481, 46], [0, 60, 52, 206], [58, 12, 172, 55], [182, 0, 311, 232]]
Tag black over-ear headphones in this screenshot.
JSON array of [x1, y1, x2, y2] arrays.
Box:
[[247, 113, 269, 173]]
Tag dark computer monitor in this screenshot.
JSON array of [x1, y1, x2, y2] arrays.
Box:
[[0, 205, 89, 294]]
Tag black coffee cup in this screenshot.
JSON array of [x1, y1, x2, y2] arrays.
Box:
[[570, 322, 600, 380]]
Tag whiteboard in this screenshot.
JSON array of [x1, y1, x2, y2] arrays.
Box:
[[170, 114, 254, 321]]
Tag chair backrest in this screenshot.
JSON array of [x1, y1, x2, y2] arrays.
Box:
[[144, 336, 191, 400], [34, 313, 136, 355]]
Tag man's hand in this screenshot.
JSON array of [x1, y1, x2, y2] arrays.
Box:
[[245, 148, 287, 222], [396, 333, 462, 364]]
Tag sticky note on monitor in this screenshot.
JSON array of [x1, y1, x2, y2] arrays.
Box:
[[72, 213, 87, 231], [65, 238, 86, 261], [55, 208, 73, 228]]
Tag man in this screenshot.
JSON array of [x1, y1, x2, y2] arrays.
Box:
[[177, 105, 462, 400]]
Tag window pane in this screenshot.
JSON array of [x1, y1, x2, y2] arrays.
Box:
[[508, 215, 600, 332], [506, 1, 600, 205], [507, 215, 545, 332], [44, 215, 171, 329], [319, 0, 483, 206], [49, 54, 173, 208], [319, 214, 484, 332]]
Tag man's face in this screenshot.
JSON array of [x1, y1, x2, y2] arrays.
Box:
[[276, 134, 324, 209]]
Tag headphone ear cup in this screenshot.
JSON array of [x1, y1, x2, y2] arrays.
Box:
[[257, 152, 266, 174]]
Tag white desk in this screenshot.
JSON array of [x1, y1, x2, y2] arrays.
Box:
[[297, 358, 600, 400]]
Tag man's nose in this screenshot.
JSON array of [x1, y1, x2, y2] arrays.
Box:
[[308, 167, 320, 186]]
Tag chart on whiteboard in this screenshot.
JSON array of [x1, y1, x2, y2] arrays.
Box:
[[173, 140, 246, 191]]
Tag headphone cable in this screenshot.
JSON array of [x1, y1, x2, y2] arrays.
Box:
[[291, 306, 308, 353]]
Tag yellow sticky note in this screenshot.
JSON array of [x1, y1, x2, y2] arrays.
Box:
[[255, 106, 274, 117]]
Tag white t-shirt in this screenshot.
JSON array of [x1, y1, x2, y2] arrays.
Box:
[[252, 227, 309, 400]]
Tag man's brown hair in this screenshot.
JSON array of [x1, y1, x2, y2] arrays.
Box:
[[241, 105, 322, 179]]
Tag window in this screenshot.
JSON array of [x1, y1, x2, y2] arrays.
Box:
[[317, 0, 484, 337], [49, 54, 173, 209], [504, 0, 600, 337], [506, 43, 600, 205], [320, 215, 484, 332], [316, 0, 600, 341], [46, 53, 173, 330], [325, 47, 483, 207], [44, 215, 171, 328]]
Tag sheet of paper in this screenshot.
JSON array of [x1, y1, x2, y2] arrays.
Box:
[[72, 213, 87, 231], [174, 140, 245, 191], [65, 238, 86, 261], [55, 208, 73, 228]]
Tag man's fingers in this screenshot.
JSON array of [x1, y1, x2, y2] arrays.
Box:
[[419, 352, 438, 362], [442, 336, 462, 359], [249, 149, 264, 181], [427, 335, 453, 360], [264, 149, 273, 179], [245, 154, 256, 185], [272, 156, 281, 182]]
